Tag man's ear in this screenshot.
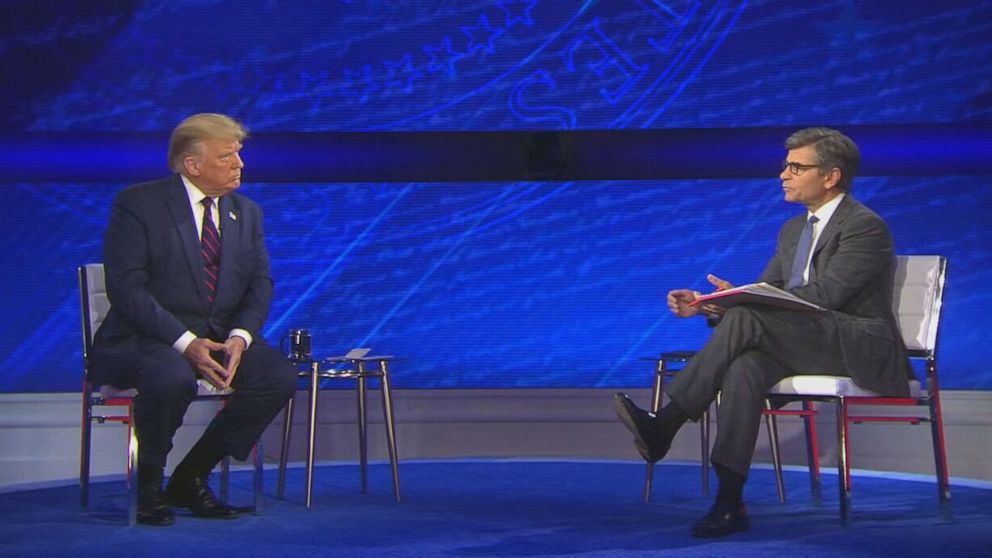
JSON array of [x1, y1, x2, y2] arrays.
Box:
[[183, 155, 200, 177], [823, 167, 842, 190]]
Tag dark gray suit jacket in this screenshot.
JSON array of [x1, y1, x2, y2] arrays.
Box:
[[94, 175, 273, 349], [758, 195, 913, 396]]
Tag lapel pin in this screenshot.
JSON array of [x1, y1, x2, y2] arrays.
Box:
[[229, 211, 237, 221]]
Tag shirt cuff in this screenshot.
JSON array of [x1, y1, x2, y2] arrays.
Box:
[[173, 331, 197, 354], [229, 328, 253, 349]]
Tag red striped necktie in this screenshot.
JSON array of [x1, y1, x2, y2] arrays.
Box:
[[200, 197, 221, 305]]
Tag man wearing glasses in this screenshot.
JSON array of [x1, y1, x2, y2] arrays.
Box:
[[614, 127, 913, 537]]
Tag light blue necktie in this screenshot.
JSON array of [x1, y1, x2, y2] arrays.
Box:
[[787, 215, 819, 288]]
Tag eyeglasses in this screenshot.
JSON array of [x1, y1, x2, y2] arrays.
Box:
[[782, 161, 822, 175]]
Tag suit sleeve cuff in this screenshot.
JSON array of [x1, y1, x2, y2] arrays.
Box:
[[229, 328, 253, 349], [173, 331, 197, 354]]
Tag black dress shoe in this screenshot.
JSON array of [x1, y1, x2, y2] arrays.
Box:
[[613, 393, 672, 463], [633, 438, 668, 464], [691, 501, 750, 538], [165, 476, 240, 520], [137, 486, 175, 527]]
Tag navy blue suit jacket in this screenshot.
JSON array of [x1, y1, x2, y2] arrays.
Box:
[[94, 175, 273, 348]]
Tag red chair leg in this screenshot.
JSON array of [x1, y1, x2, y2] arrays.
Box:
[[836, 397, 851, 524]]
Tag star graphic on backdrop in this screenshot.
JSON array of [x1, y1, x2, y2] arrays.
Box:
[[383, 54, 423, 95], [342, 64, 379, 104], [498, 0, 537, 28], [461, 13, 504, 56], [424, 37, 465, 79]]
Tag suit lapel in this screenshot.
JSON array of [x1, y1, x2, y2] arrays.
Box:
[[165, 176, 210, 306], [812, 195, 855, 257], [216, 195, 241, 297], [781, 214, 807, 278]]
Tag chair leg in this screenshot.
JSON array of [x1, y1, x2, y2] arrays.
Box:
[[835, 397, 851, 524], [252, 439, 264, 515], [764, 400, 786, 504], [277, 396, 295, 499], [927, 382, 952, 516], [80, 397, 93, 508], [643, 464, 655, 504], [710, 392, 727, 495], [643, 365, 665, 503], [379, 360, 401, 503], [126, 412, 138, 527], [700, 407, 710, 496], [801, 399, 822, 503], [357, 368, 369, 494]]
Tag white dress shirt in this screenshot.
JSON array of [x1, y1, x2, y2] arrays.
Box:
[[799, 192, 846, 284], [171, 175, 253, 354]]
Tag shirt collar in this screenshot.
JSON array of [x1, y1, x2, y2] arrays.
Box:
[[179, 174, 212, 207], [809, 192, 846, 225]]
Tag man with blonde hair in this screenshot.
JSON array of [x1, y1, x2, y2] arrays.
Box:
[[92, 113, 297, 526]]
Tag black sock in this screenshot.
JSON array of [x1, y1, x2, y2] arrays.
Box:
[[137, 462, 164, 491], [654, 400, 690, 440], [171, 439, 226, 481], [714, 463, 746, 505]]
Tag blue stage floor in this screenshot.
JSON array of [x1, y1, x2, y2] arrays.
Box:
[[1, 460, 988, 558]]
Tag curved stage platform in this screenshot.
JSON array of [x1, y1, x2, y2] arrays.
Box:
[[1, 460, 988, 558]]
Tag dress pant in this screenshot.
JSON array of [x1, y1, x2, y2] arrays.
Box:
[[92, 339, 298, 468], [664, 306, 848, 478]]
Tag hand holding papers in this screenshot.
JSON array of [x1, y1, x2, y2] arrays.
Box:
[[689, 282, 825, 312]]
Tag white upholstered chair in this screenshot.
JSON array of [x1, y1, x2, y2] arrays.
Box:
[[766, 255, 950, 523], [78, 263, 264, 525]]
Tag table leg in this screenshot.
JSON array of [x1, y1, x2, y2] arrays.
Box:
[[357, 361, 369, 493], [380, 360, 401, 503], [305, 360, 320, 508]]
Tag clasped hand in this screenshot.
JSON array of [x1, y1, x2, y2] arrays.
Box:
[[667, 274, 733, 318], [183, 336, 246, 389]]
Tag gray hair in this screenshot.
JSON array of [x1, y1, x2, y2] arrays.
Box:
[[785, 127, 860, 191], [167, 113, 248, 173]]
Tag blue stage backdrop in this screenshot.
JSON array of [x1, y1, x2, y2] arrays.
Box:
[[0, 1, 989, 392]]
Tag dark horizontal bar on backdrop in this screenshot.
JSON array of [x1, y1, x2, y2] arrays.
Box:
[[0, 124, 988, 183]]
